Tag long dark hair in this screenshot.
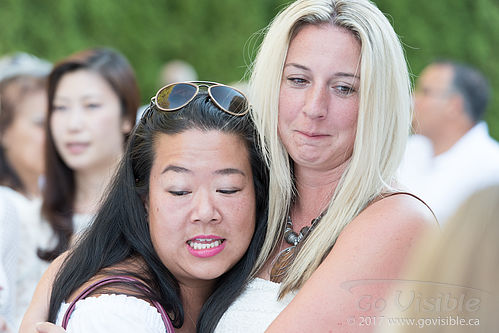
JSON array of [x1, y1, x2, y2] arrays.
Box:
[[47, 93, 269, 332], [39, 47, 140, 261]]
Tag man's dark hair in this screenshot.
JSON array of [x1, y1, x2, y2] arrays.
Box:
[[436, 60, 491, 123]]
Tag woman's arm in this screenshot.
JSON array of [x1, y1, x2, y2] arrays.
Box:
[[18, 254, 66, 333], [266, 194, 438, 333]]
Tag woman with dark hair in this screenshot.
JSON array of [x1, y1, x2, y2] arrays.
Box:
[[21, 82, 268, 333], [39, 47, 139, 262]]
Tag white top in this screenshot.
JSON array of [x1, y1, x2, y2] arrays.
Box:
[[215, 278, 297, 333], [0, 185, 94, 331], [0, 186, 48, 331], [0, 187, 20, 330], [55, 294, 165, 332], [398, 122, 499, 224]]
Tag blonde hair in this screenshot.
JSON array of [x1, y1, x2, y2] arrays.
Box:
[[383, 186, 499, 332], [248, 0, 412, 297]]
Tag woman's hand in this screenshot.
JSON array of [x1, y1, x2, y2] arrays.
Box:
[[0, 317, 12, 333], [35, 322, 66, 333]]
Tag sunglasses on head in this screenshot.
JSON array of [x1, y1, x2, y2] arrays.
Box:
[[150, 81, 250, 116]]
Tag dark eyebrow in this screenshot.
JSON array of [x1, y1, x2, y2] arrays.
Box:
[[214, 168, 246, 176], [284, 63, 360, 79], [161, 166, 245, 176], [161, 165, 191, 174]]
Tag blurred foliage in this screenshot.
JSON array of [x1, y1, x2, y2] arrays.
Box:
[[0, 0, 289, 101], [1, 0, 498, 137]]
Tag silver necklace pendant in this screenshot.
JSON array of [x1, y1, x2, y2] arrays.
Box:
[[271, 210, 327, 282], [283, 218, 300, 246], [284, 210, 326, 246]]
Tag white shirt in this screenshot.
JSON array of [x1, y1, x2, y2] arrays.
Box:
[[0, 187, 20, 331], [0, 186, 49, 331], [215, 278, 297, 333], [0, 186, 94, 331], [398, 122, 499, 225], [56, 294, 166, 333]]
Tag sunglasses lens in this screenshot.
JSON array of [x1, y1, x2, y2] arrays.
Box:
[[156, 83, 197, 110], [210, 85, 248, 115]]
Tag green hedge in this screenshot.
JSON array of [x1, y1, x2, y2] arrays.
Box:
[[0, 0, 288, 100], [1, 0, 498, 138]]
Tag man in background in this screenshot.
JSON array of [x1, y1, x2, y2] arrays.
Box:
[[399, 60, 499, 224], [158, 59, 197, 88]]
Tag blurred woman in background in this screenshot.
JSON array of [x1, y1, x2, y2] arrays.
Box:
[[38, 47, 139, 262], [0, 52, 51, 331], [0, 52, 51, 198]]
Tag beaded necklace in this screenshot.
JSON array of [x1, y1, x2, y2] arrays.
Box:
[[270, 210, 327, 282]]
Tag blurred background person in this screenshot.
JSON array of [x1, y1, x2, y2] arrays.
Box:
[[136, 59, 198, 122], [0, 52, 51, 198], [158, 59, 198, 87], [228, 80, 249, 96], [0, 52, 51, 332], [38, 47, 140, 265], [0, 191, 19, 333], [398, 60, 499, 225], [381, 185, 499, 332]]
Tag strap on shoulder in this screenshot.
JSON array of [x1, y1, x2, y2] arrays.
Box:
[[61, 275, 175, 332], [379, 191, 438, 225]]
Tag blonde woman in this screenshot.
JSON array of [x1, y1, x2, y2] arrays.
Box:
[[381, 186, 499, 333], [215, 0, 437, 332]]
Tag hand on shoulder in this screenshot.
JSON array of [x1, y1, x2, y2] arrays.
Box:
[[35, 322, 66, 333]]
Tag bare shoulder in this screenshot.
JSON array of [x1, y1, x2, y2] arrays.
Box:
[[342, 192, 438, 238], [323, 192, 438, 281], [333, 193, 438, 272], [266, 194, 438, 332]]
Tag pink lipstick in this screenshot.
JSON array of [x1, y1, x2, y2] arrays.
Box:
[[186, 235, 226, 258]]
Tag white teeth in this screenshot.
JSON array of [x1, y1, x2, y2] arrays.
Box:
[[187, 240, 222, 250]]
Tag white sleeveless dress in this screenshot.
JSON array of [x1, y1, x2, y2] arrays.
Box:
[[214, 278, 297, 333]]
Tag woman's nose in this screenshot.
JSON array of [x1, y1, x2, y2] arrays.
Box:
[[67, 108, 84, 132], [190, 190, 221, 224], [302, 85, 328, 119]]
